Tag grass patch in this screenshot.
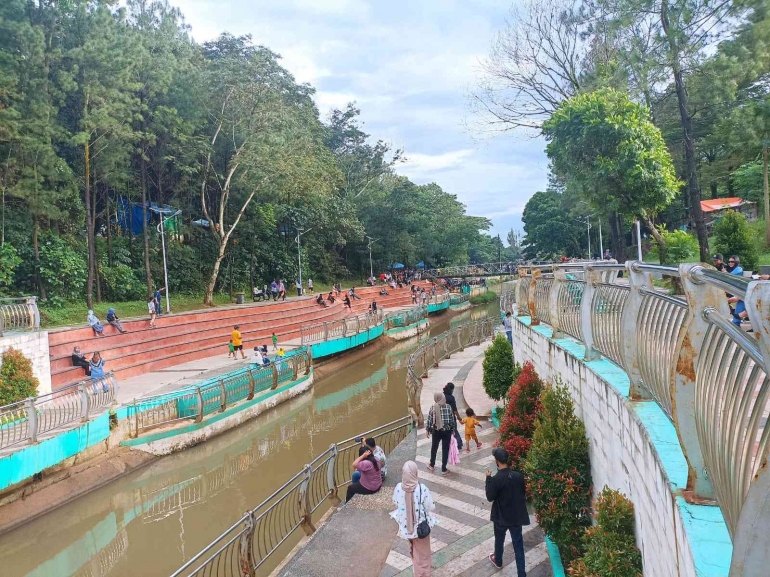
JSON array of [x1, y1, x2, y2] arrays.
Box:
[[470, 292, 498, 305]]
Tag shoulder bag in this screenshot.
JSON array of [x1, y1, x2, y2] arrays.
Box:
[[416, 484, 431, 539]]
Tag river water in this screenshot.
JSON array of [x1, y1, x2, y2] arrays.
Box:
[[0, 300, 498, 577]]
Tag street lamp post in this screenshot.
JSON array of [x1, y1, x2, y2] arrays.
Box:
[[154, 208, 181, 314], [366, 236, 378, 279], [296, 227, 313, 296]]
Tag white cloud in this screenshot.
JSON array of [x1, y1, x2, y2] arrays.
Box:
[[401, 150, 475, 176]]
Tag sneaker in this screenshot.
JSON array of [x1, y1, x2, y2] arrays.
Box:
[[441, 469, 450, 475], [465, 447, 470, 453], [489, 554, 502, 569], [477, 442, 483, 449], [426, 464, 435, 472]]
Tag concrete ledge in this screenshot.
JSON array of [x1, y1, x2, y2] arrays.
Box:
[[276, 429, 417, 577], [385, 318, 430, 341]]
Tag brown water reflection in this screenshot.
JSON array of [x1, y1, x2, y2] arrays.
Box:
[[0, 300, 499, 577]]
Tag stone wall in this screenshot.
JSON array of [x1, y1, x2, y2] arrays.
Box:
[[511, 316, 731, 577], [0, 331, 52, 395]]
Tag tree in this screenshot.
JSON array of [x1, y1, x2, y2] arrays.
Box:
[[593, 0, 751, 262], [0, 347, 39, 405], [543, 88, 679, 263], [198, 35, 339, 305], [483, 334, 515, 402], [522, 189, 585, 258], [713, 210, 759, 271], [498, 361, 541, 469]]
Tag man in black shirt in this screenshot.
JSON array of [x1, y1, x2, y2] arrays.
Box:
[[486, 447, 529, 575], [712, 254, 725, 272], [443, 382, 463, 450]]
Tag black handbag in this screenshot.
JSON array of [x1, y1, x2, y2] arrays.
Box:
[[416, 484, 431, 539]]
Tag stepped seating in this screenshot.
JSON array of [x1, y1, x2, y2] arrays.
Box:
[[48, 282, 428, 390]]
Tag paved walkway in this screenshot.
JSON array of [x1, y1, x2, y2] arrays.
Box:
[[381, 343, 552, 577]]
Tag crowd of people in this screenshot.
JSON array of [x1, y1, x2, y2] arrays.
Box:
[[710, 253, 770, 329]]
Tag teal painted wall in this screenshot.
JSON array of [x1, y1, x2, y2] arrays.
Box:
[[0, 413, 110, 492], [310, 325, 384, 359], [384, 318, 428, 337], [427, 301, 450, 314]]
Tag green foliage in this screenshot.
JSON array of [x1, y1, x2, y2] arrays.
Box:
[[543, 89, 679, 221], [524, 379, 592, 566], [731, 161, 763, 205], [100, 264, 144, 302], [0, 244, 22, 291], [569, 487, 643, 577], [522, 190, 585, 258], [652, 229, 699, 265], [498, 361, 542, 469], [470, 291, 497, 305], [39, 235, 88, 304], [483, 334, 515, 402], [713, 211, 759, 271], [0, 347, 39, 405]]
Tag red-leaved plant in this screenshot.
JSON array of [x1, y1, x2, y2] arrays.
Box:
[[496, 361, 543, 469]]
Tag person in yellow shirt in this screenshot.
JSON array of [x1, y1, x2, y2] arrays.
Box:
[[460, 408, 483, 452], [231, 325, 246, 359]]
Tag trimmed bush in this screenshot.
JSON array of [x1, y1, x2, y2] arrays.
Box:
[[483, 333, 515, 402], [713, 210, 759, 271], [569, 487, 643, 577], [497, 361, 542, 469], [524, 378, 592, 566], [0, 348, 39, 405]]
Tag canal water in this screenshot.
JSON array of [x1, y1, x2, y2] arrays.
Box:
[[0, 300, 499, 577]]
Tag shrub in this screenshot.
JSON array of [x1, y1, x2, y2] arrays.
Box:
[[470, 291, 497, 305], [653, 228, 699, 265], [0, 243, 21, 292], [713, 210, 759, 271], [39, 233, 88, 303], [0, 348, 39, 405], [524, 378, 592, 565], [497, 361, 542, 469], [483, 333, 515, 402], [569, 487, 643, 577], [100, 263, 144, 302]]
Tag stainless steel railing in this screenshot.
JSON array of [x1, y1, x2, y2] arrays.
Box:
[[300, 310, 384, 346], [512, 260, 770, 558], [384, 305, 428, 330], [128, 350, 312, 436], [0, 372, 117, 450], [169, 416, 414, 577], [0, 296, 39, 336], [406, 316, 497, 426], [449, 293, 470, 305]]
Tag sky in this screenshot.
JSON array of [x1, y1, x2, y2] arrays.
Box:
[[172, 0, 549, 244]]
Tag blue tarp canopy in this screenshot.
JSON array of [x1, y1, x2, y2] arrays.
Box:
[[392, 263, 405, 269], [416, 262, 425, 268]]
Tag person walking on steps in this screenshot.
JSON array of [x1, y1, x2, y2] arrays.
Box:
[[486, 447, 530, 575], [503, 312, 513, 344], [426, 391, 454, 475], [443, 382, 463, 451], [231, 325, 246, 360], [154, 287, 165, 316], [390, 461, 436, 577]]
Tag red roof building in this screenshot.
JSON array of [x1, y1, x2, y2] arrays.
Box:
[[700, 197, 757, 227]]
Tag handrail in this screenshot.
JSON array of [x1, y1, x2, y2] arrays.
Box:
[[129, 349, 312, 436], [406, 316, 497, 426], [0, 296, 39, 336], [384, 305, 428, 330], [0, 372, 117, 450], [169, 415, 414, 577], [513, 259, 770, 565], [300, 310, 384, 346]]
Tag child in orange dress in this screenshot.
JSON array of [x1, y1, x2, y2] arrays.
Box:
[[460, 407, 483, 452]]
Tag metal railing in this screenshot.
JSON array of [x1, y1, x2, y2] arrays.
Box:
[[384, 305, 428, 330], [128, 349, 312, 436], [449, 293, 470, 305], [406, 316, 497, 426], [169, 415, 414, 577], [422, 262, 517, 278], [0, 372, 117, 450], [513, 260, 770, 567], [0, 296, 39, 336], [300, 310, 384, 346]]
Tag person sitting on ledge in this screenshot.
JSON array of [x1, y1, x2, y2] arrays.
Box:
[[87, 310, 105, 337], [316, 293, 327, 307], [346, 445, 382, 502], [349, 287, 361, 299], [343, 294, 352, 309], [380, 288, 389, 296], [71, 346, 91, 376], [88, 352, 110, 393], [327, 291, 336, 304], [106, 308, 127, 334]]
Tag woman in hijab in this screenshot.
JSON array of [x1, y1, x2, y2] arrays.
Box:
[[71, 346, 91, 376], [390, 461, 436, 576], [87, 310, 105, 336], [426, 391, 454, 474]]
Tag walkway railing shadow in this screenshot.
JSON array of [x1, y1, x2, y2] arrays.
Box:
[[169, 416, 414, 577], [511, 260, 770, 576]]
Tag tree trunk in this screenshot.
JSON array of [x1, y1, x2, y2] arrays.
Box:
[[84, 140, 94, 310], [710, 180, 718, 200], [141, 155, 153, 298], [661, 1, 709, 262], [643, 215, 667, 265], [93, 166, 100, 304], [106, 187, 112, 267], [608, 212, 626, 263], [96, 253, 102, 304], [762, 144, 770, 246], [32, 220, 47, 300], [204, 243, 226, 306]]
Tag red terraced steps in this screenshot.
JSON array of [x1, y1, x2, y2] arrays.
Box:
[[49, 282, 430, 390]]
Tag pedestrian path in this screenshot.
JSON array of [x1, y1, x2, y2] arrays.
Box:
[[381, 342, 552, 577]]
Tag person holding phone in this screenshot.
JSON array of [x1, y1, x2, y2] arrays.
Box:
[[346, 446, 382, 502], [486, 447, 529, 574]]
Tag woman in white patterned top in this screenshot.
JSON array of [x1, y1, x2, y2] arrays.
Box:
[[390, 461, 437, 576]]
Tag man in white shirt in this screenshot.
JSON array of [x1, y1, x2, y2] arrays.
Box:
[[364, 437, 387, 479]]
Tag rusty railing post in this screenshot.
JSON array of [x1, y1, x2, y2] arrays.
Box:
[[326, 444, 341, 505], [238, 511, 257, 577], [299, 464, 316, 535]]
